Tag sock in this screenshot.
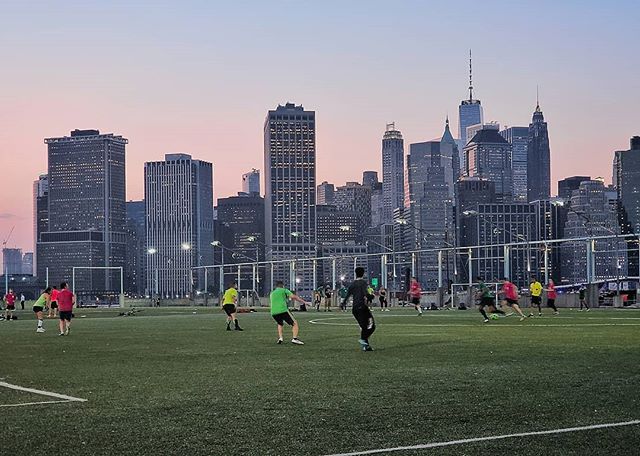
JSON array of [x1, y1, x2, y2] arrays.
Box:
[[494, 309, 506, 315], [37, 319, 43, 328], [479, 308, 489, 320], [234, 320, 239, 328]]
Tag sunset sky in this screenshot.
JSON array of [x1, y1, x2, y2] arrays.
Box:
[[1, 0, 639, 257]]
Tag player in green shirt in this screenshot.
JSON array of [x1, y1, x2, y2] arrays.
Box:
[[270, 281, 307, 345], [475, 277, 505, 323], [32, 287, 51, 333], [221, 282, 242, 331]]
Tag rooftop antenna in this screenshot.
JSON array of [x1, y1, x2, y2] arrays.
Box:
[[468, 49, 474, 102], [536, 85, 540, 111]]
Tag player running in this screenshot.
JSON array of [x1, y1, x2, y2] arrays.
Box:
[[48, 285, 59, 318], [33, 287, 51, 333], [270, 281, 306, 345], [341, 267, 376, 351], [409, 277, 423, 316], [528, 277, 543, 317], [578, 287, 590, 311], [4, 289, 16, 322], [222, 282, 243, 331], [545, 279, 560, 315], [475, 277, 505, 323], [379, 286, 388, 311], [499, 278, 527, 322], [57, 282, 75, 336]]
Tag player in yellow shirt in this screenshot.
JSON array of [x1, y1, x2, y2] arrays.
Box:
[[528, 277, 543, 317], [222, 282, 243, 331]]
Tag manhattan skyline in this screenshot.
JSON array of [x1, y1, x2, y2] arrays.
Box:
[[1, 0, 639, 254]]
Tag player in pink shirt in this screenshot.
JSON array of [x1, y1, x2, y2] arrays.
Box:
[[56, 282, 76, 336], [544, 279, 560, 315], [409, 277, 423, 316], [4, 289, 17, 321], [499, 278, 527, 321], [48, 286, 59, 319]]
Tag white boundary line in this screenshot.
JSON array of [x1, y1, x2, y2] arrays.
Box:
[[0, 400, 79, 408], [321, 420, 640, 456], [0, 381, 87, 405], [308, 317, 640, 328]]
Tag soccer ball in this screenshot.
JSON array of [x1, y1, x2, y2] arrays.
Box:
[[490, 314, 500, 320]]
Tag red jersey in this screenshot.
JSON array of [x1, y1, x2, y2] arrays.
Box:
[[57, 289, 74, 312], [5, 293, 16, 305], [409, 281, 421, 299], [50, 289, 60, 302], [502, 282, 518, 300], [547, 283, 557, 299]]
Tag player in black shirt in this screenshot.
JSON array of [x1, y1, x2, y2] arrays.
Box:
[[341, 267, 376, 351]]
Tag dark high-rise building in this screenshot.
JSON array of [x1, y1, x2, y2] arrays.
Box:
[[458, 50, 484, 149], [527, 101, 551, 201], [530, 199, 566, 283], [3, 248, 23, 275], [455, 177, 497, 266], [317, 181, 335, 205], [264, 103, 316, 293], [362, 171, 379, 189], [145, 154, 214, 297], [125, 200, 145, 296], [464, 126, 513, 202], [614, 137, 640, 234], [334, 182, 371, 240], [316, 205, 358, 243], [33, 173, 48, 275], [37, 130, 127, 294], [500, 126, 529, 202], [21, 252, 34, 275], [382, 123, 404, 223], [558, 176, 591, 200]]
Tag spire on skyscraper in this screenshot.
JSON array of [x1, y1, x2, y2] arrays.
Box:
[[535, 85, 541, 112], [469, 49, 474, 102]]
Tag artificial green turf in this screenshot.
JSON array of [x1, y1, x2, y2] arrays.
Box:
[[1, 307, 639, 455]]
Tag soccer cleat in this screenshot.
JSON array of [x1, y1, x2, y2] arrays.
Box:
[[36, 328, 45, 333], [363, 345, 373, 352], [554, 311, 559, 315], [586, 308, 590, 312], [58, 332, 64, 336], [291, 338, 304, 345], [358, 339, 368, 348], [277, 338, 283, 344], [505, 312, 514, 317], [65, 329, 70, 336], [234, 327, 244, 331], [226, 326, 231, 331], [519, 316, 527, 322], [528, 313, 534, 317], [483, 319, 489, 323]]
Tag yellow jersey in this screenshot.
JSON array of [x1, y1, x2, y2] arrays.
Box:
[[222, 288, 238, 305], [530, 281, 542, 297]]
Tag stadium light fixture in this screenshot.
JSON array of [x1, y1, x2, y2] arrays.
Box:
[[396, 219, 408, 225]]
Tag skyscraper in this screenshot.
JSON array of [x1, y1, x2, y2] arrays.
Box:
[[334, 182, 371, 241], [317, 181, 335, 205], [125, 200, 145, 295], [527, 100, 551, 201], [500, 126, 529, 202], [362, 171, 379, 189], [37, 129, 127, 293], [264, 103, 316, 292], [21, 252, 34, 275], [241, 168, 260, 195], [32, 173, 48, 275], [464, 127, 513, 202], [3, 248, 23, 275], [382, 123, 404, 223], [458, 50, 484, 147], [614, 136, 640, 234], [144, 153, 214, 297], [558, 176, 591, 200]]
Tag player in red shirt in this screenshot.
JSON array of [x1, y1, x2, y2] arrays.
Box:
[[499, 278, 527, 321], [544, 279, 560, 315], [56, 282, 76, 336], [4, 289, 17, 321], [409, 277, 423, 316], [48, 286, 59, 319]]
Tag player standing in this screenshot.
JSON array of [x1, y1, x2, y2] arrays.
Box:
[[4, 289, 16, 321], [48, 285, 59, 319], [545, 279, 560, 315], [222, 282, 243, 331], [578, 287, 590, 311], [528, 277, 543, 317], [32, 287, 51, 333], [57, 282, 75, 336], [409, 277, 423, 316], [20, 293, 25, 310], [270, 281, 306, 345], [499, 278, 527, 322], [379, 286, 388, 311], [341, 267, 376, 351], [476, 277, 505, 323], [324, 285, 333, 312]]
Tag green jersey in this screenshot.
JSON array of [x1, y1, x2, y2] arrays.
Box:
[[34, 293, 48, 308], [478, 282, 493, 298], [270, 287, 293, 315]]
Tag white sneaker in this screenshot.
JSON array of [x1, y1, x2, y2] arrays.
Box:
[[277, 338, 283, 344], [36, 327, 45, 333], [291, 338, 304, 345]]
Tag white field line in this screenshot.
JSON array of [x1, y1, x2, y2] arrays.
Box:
[[307, 317, 640, 328], [321, 419, 640, 456], [0, 399, 79, 408], [0, 381, 87, 403]]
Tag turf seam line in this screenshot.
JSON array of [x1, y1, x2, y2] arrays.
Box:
[[0, 381, 87, 403], [321, 419, 640, 455]]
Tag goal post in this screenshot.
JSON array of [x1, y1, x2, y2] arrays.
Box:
[[71, 266, 125, 308]]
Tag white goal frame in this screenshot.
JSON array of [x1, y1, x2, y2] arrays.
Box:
[[71, 266, 125, 307]]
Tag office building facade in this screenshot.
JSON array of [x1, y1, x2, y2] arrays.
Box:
[[527, 103, 551, 201], [382, 123, 404, 223], [500, 126, 529, 202], [464, 127, 513, 202], [241, 168, 260, 195]]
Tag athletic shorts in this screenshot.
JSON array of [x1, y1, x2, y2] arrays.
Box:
[[33, 306, 43, 313], [480, 296, 495, 307], [59, 311, 72, 321], [222, 304, 236, 316], [411, 297, 420, 305], [272, 311, 295, 326], [531, 296, 542, 305], [50, 301, 58, 309], [547, 299, 556, 307], [505, 298, 519, 306], [379, 297, 387, 305], [6, 305, 15, 310]]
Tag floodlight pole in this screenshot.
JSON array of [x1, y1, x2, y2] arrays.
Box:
[[119, 266, 124, 307], [312, 259, 317, 290], [72, 267, 76, 296], [503, 245, 510, 279]]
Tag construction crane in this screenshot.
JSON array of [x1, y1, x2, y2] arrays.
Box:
[[3, 225, 15, 294], [2, 225, 15, 248]]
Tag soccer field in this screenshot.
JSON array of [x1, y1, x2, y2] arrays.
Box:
[[2, 307, 639, 455]]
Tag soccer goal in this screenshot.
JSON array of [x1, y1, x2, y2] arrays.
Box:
[[71, 266, 125, 308]]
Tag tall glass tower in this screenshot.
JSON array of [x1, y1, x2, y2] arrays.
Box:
[[458, 50, 484, 148], [382, 123, 404, 223], [527, 101, 551, 201]]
